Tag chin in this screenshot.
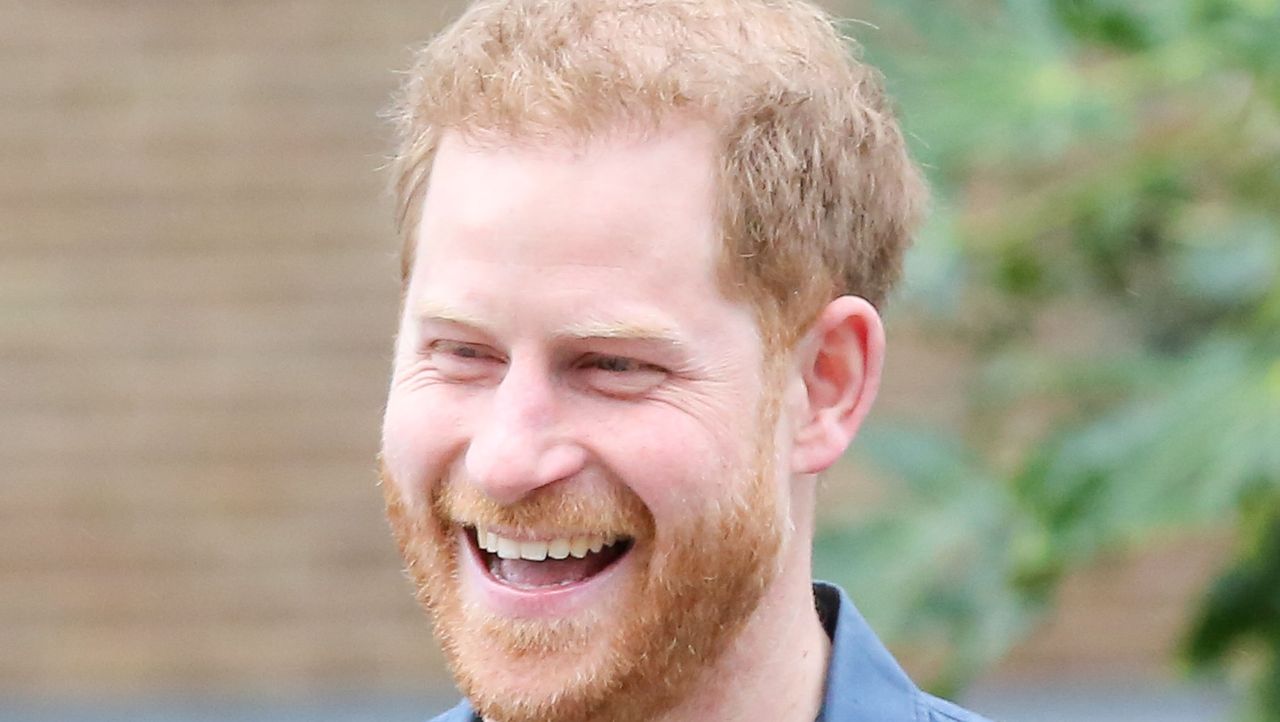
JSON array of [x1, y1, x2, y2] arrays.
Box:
[[379, 453, 785, 722], [447, 618, 622, 722]]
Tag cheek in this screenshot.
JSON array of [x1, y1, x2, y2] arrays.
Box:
[[582, 404, 751, 521], [381, 388, 469, 498]]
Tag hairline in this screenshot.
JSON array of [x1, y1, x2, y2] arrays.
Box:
[[399, 113, 814, 353]]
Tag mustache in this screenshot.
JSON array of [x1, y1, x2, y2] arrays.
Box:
[[433, 477, 655, 540]]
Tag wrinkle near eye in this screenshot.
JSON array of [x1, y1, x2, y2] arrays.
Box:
[[643, 374, 746, 422], [391, 358, 447, 394]]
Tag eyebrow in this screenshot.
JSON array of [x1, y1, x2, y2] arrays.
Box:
[[413, 299, 489, 329], [556, 317, 687, 346], [413, 299, 687, 347]]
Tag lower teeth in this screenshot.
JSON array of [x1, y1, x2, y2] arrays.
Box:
[[481, 540, 632, 588]]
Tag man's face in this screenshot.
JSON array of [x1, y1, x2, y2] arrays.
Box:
[[380, 123, 794, 722]]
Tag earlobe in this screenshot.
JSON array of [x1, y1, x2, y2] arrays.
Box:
[[789, 296, 884, 475]]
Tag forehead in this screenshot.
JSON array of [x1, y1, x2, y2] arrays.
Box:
[[423, 124, 718, 255], [408, 123, 734, 327]]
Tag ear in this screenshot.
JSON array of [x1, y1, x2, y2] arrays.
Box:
[[789, 296, 884, 475]]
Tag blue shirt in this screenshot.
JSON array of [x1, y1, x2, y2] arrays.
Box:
[[428, 581, 992, 721]]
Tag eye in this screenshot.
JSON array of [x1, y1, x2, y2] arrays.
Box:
[[590, 356, 641, 373], [578, 354, 667, 396], [426, 340, 503, 381], [443, 343, 482, 359]]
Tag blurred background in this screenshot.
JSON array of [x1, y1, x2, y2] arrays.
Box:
[[2, 1, 1276, 720]]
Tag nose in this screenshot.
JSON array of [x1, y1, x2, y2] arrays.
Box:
[[463, 358, 586, 505]]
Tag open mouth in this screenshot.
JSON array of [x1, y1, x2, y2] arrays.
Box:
[[466, 525, 635, 590]]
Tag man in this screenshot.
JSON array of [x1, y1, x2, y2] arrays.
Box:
[[379, 1, 992, 721]]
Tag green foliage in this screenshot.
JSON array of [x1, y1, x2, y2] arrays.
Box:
[[815, 0, 1280, 715], [1187, 498, 1280, 720], [814, 424, 1036, 698]]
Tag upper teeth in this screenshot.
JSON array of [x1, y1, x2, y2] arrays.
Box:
[[475, 526, 619, 561]]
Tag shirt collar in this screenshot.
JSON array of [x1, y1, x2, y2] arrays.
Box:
[[814, 580, 920, 722]]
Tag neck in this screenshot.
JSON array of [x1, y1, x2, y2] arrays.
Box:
[[651, 540, 830, 722]]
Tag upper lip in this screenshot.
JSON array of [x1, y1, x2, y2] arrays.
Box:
[[459, 522, 631, 542]]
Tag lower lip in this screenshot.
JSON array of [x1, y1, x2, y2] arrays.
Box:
[[457, 527, 636, 618]]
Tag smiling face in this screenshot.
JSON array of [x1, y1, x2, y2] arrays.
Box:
[[380, 122, 796, 722]]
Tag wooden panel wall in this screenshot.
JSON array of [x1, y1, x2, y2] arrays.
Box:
[[0, 0, 1215, 698], [0, 0, 472, 696]]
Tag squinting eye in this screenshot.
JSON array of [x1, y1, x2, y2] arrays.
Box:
[[429, 340, 488, 359], [591, 356, 640, 373], [426, 340, 502, 380], [579, 355, 668, 397]]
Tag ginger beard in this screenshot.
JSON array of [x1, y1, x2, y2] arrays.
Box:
[[381, 385, 788, 722]]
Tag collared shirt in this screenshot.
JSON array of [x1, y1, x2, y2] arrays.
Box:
[[429, 581, 992, 722], [811, 582, 991, 721]]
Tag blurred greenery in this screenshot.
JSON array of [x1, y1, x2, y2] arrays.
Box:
[[813, 0, 1280, 716]]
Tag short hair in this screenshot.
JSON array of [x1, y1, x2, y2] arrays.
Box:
[[390, 0, 926, 348]]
